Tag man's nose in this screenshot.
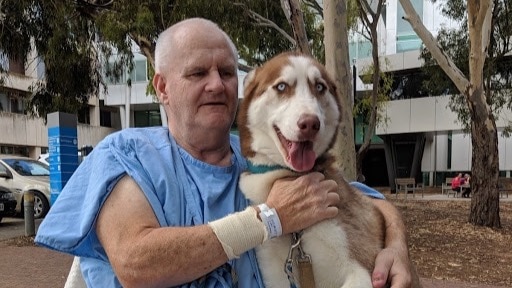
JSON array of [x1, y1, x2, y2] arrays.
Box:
[[206, 71, 225, 93]]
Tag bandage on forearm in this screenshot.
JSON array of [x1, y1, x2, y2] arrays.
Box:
[[208, 207, 267, 260]]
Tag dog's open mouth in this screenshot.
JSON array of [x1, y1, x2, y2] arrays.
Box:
[[275, 126, 316, 172]]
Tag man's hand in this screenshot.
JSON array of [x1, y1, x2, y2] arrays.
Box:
[[266, 172, 340, 235], [372, 245, 413, 288], [371, 198, 416, 288]]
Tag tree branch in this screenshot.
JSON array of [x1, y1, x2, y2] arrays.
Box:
[[281, 0, 311, 55], [237, 62, 253, 73], [398, 0, 470, 94], [233, 2, 296, 45], [73, 0, 113, 18], [128, 32, 155, 70], [302, 0, 323, 18]]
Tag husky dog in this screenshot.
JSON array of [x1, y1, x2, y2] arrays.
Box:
[[237, 52, 418, 288]]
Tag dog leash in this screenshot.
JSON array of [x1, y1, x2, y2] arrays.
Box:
[[284, 232, 316, 288]]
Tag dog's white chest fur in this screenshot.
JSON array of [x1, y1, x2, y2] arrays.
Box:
[[240, 171, 373, 288]]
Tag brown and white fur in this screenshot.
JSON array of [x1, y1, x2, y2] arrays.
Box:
[[237, 52, 386, 288]]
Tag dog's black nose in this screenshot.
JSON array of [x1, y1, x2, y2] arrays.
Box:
[[297, 114, 320, 138]]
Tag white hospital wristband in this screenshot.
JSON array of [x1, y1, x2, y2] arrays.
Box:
[[208, 207, 267, 260], [257, 203, 282, 239]]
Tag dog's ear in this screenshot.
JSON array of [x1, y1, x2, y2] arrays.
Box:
[[242, 68, 261, 100], [243, 69, 257, 88]]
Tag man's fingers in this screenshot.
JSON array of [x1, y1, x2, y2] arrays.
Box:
[[327, 191, 340, 206], [372, 249, 392, 288], [372, 248, 412, 288], [307, 171, 326, 182], [325, 206, 339, 218]]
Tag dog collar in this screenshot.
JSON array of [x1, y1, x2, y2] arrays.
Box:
[[246, 162, 288, 174]]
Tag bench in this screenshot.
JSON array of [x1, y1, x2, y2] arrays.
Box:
[[441, 177, 453, 195], [498, 178, 512, 198], [445, 176, 463, 198], [395, 178, 424, 198]]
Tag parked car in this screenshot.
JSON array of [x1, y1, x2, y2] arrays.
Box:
[[38, 146, 92, 166], [38, 152, 83, 166], [0, 155, 50, 219], [0, 185, 17, 223], [37, 154, 50, 166]]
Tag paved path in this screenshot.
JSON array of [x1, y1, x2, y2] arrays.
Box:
[[0, 241, 73, 288], [1, 192, 510, 288], [4, 239, 509, 288]]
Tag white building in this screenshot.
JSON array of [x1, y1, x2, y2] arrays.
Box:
[[5, 0, 509, 187], [351, 0, 512, 187], [0, 48, 119, 159]]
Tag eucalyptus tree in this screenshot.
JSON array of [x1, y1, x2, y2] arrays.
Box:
[[352, 0, 388, 181], [0, 0, 101, 118], [400, 0, 505, 228]]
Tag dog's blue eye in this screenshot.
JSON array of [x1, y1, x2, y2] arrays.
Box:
[[316, 83, 325, 92], [276, 83, 287, 92]]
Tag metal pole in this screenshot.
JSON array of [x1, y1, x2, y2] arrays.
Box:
[[125, 78, 132, 129], [24, 190, 35, 236]]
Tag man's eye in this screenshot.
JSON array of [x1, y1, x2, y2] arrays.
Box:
[[193, 71, 206, 77], [275, 82, 287, 92], [220, 70, 235, 78]]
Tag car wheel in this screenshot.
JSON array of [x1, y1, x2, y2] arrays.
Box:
[[31, 191, 50, 219]]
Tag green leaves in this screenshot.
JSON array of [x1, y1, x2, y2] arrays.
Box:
[[1, 0, 322, 119], [420, 0, 512, 131]]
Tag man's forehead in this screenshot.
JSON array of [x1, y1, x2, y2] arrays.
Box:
[[181, 49, 236, 69]]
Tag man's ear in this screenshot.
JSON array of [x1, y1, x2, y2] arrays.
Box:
[[153, 73, 169, 104]]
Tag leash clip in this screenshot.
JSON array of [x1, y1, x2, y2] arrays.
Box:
[[284, 233, 302, 288], [296, 236, 311, 264]]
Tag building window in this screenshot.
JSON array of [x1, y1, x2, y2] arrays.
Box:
[[105, 59, 148, 85], [0, 52, 8, 71], [134, 110, 161, 127], [37, 57, 46, 80], [396, 0, 423, 52], [447, 131, 452, 170], [0, 92, 6, 111], [130, 59, 148, 83], [8, 57, 25, 75], [77, 105, 91, 124], [0, 145, 29, 156], [349, 40, 373, 60], [9, 96, 24, 114], [100, 109, 112, 127], [104, 61, 126, 85]]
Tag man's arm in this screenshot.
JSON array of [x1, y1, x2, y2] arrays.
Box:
[[370, 198, 414, 288], [96, 176, 229, 287], [96, 173, 339, 287]]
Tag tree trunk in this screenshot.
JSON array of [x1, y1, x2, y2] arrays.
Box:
[[466, 0, 500, 228], [281, 0, 311, 55], [469, 111, 501, 227], [355, 0, 384, 181], [324, 0, 356, 180]]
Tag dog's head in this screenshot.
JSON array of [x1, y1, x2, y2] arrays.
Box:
[[237, 52, 341, 173]]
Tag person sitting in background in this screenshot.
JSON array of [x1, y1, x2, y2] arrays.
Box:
[[451, 173, 464, 195], [461, 173, 471, 198]]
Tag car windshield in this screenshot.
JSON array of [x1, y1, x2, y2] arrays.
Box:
[[3, 158, 50, 176]]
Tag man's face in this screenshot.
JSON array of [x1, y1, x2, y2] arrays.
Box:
[[159, 33, 238, 137]]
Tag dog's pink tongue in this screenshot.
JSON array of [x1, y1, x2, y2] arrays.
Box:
[[288, 141, 316, 172]]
